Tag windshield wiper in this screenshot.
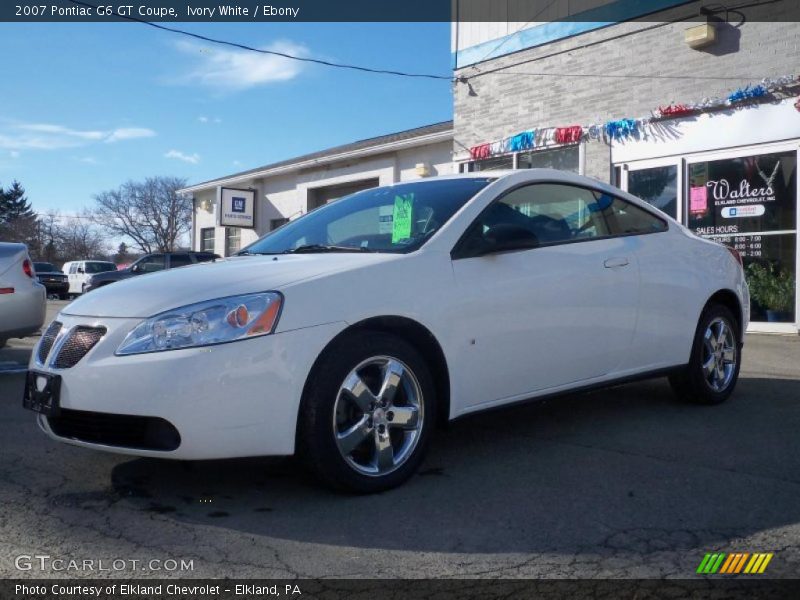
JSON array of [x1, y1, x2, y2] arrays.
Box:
[[284, 244, 375, 254], [236, 250, 281, 256]]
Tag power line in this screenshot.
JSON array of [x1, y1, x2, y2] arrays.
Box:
[[66, 0, 454, 81]]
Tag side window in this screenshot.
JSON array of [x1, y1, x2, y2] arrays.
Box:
[[139, 255, 165, 273], [459, 183, 611, 256], [494, 184, 609, 243], [456, 183, 667, 258], [69, 263, 77, 274], [605, 194, 668, 235], [169, 254, 193, 268]]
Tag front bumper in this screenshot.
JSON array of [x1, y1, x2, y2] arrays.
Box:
[[40, 280, 69, 295], [30, 313, 344, 459]]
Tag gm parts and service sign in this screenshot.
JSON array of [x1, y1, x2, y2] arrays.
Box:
[[219, 187, 256, 228]]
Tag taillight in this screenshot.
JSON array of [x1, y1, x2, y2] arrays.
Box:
[[725, 245, 743, 268], [22, 259, 34, 278]]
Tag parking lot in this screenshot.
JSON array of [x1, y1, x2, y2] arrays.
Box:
[[1, 302, 799, 579]]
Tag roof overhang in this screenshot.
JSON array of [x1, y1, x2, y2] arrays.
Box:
[[179, 128, 453, 195]]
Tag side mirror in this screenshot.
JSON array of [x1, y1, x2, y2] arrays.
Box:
[[131, 264, 140, 273], [77, 268, 84, 274], [479, 224, 539, 256]]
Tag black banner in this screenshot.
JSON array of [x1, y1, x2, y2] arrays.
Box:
[[3, 0, 800, 23], [4, 580, 800, 600]]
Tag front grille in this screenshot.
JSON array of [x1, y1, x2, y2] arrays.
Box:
[[38, 321, 62, 364], [53, 326, 106, 368], [47, 409, 181, 451]]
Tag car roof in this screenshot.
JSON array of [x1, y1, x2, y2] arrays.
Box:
[[382, 169, 611, 189]]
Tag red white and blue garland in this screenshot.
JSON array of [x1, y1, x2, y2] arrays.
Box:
[[467, 75, 799, 160]]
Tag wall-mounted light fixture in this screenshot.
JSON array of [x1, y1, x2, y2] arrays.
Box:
[[685, 20, 717, 49], [415, 162, 431, 177]]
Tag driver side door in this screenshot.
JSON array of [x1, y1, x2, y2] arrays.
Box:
[[448, 182, 641, 411]]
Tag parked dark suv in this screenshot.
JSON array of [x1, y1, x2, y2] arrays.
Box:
[[84, 252, 219, 292]]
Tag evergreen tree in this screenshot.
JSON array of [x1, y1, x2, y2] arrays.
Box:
[[0, 181, 35, 225]]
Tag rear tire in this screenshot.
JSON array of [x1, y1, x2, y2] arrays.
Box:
[[669, 303, 741, 405], [298, 330, 436, 493]]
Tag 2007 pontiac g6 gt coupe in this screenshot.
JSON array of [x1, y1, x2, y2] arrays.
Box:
[[25, 170, 748, 492]]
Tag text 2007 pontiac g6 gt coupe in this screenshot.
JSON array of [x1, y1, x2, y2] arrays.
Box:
[[24, 170, 748, 492]]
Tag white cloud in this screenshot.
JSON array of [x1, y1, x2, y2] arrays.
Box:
[[20, 123, 105, 140], [198, 116, 222, 124], [0, 121, 156, 151], [77, 156, 98, 164], [165, 149, 200, 164], [198, 116, 209, 123], [105, 127, 156, 143], [176, 40, 309, 90], [9, 150, 19, 158]]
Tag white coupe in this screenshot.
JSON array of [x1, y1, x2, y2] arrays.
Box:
[[25, 171, 748, 492]]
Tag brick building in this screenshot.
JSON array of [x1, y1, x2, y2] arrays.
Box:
[[453, 0, 800, 333]]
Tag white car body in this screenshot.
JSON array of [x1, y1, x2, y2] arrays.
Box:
[[0, 243, 46, 343], [29, 171, 749, 462], [62, 260, 117, 295]]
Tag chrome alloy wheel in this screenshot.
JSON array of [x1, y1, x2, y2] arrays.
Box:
[[333, 356, 424, 477], [702, 317, 737, 392]]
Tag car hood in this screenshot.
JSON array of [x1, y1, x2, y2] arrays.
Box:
[[62, 253, 398, 318], [91, 269, 127, 281]]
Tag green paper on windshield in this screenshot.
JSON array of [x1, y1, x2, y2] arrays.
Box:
[[391, 194, 413, 243]]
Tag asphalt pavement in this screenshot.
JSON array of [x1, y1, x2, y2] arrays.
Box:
[[1, 303, 799, 578]]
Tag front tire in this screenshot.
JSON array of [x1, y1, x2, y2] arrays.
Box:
[[669, 303, 741, 405], [298, 331, 436, 493]]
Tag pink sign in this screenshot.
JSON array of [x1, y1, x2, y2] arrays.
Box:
[[690, 186, 708, 214]]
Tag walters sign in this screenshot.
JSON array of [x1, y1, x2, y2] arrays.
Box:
[[219, 187, 256, 228], [688, 151, 795, 237]]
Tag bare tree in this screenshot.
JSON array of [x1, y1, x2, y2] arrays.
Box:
[[58, 218, 107, 261], [91, 176, 190, 253]]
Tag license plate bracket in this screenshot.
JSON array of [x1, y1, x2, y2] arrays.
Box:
[[23, 370, 62, 417]]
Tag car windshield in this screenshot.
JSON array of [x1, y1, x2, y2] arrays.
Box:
[[34, 263, 56, 272], [241, 178, 494, 255], [85, 262, 116, 273]]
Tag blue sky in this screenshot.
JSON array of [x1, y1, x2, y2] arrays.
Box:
[[0, 22, 452, 217]]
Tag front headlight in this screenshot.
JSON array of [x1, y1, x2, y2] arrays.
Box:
[[116, 292, 283, 355]]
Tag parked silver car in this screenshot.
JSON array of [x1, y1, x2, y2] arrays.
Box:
[[0, 243, 46, 347]]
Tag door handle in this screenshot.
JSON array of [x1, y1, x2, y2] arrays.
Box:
[[604, 257, 630, 268]]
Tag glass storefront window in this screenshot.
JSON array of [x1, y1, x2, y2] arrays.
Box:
[[518, 145, 579, 173], [714, 232, 796, 323], [688, 150, 797, 324], [627, 165, 678, 219], [466, 155, 514, 171]]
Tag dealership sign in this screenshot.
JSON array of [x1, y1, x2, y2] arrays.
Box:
[[721, 204, 766, 218], [219, 187, 255, 228]]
